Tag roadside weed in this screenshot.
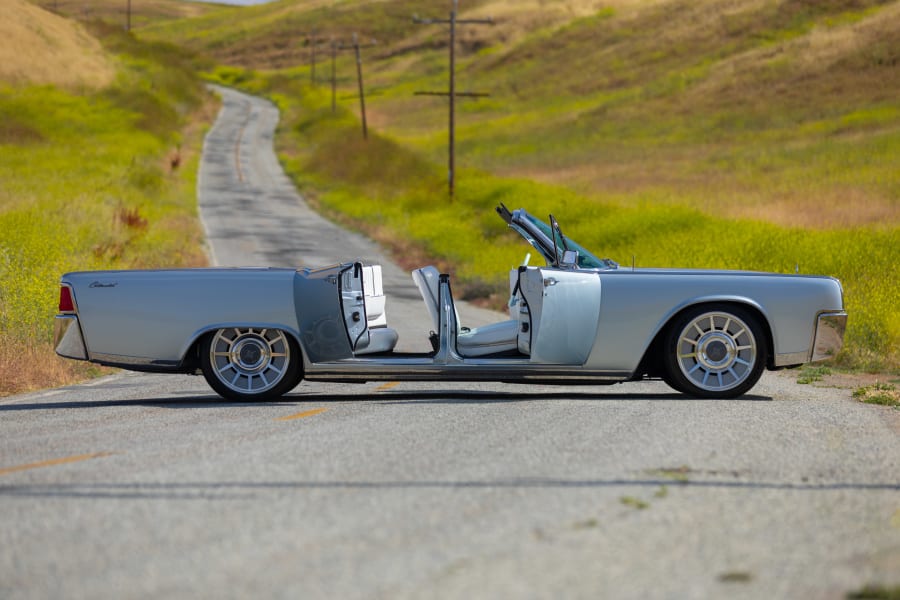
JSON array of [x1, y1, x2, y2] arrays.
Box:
[[853, 383, 900, 408], [797, 365, 833, 384]]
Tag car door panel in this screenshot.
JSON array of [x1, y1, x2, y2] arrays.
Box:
[[519, 268, 601, 365]]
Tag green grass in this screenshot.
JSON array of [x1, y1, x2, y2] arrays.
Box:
[[853, 383, 900, 407], [847, 584, 900, 599], [0, 24, 209, 394], [619, 496, 649, 510], [797, 365, 834, 384]]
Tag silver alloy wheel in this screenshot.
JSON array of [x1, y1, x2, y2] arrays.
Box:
[[675, 311, 757, 393], [208, 328, 291, 395]]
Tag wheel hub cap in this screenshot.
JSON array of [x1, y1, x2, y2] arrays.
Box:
[[232, 338, 268, 371], [676, 311, 757, 393], [697, 334, 735, 369]]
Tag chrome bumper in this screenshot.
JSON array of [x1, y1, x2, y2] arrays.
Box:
[[54, 315, 88, 360], [810, 311, 847, 362]]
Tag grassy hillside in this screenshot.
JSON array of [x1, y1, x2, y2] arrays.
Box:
[[0, 10, 212, 396], [26, 0, 215, 29], [141, 0, 899, 371], [144, 0, 899, 227], [1, 0, 115, 87]]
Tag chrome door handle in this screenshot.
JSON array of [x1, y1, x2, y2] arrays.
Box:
[[543, 278, 558, 287]]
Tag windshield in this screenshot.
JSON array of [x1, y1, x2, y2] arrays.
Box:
[[522, 212, 616, 270]]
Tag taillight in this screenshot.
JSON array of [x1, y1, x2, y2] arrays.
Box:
[[59, 285, 75, 313]]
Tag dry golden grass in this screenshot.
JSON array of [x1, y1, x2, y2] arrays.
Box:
[[30, 0, 214, 24], [0, 0, 114, 88], [689, 2, 900, 106], [512, 160, 900, 229], [0, 339, 109, 397]]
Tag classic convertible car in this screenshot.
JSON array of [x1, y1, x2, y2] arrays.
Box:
[[54, 205, 846, 400]]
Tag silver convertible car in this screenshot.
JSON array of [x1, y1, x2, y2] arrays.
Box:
[[54, 205, 847, 400]]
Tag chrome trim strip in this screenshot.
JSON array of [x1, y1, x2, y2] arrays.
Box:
[[811, 311, 847, 362], [54, 315, 88, 360]]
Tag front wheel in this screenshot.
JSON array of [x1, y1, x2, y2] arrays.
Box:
[[662, 305, 766, 399], [200, 327, 302, 401]]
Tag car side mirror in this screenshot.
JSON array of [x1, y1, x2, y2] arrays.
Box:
[[562, 250, 578, 268]]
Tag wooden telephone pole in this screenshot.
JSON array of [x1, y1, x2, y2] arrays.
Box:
[[331, 35, 378, 139], [415, 0, 492, 200]]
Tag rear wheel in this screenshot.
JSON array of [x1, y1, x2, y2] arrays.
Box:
[[200, 327, 302, 401], [662, 305, 766, 399]]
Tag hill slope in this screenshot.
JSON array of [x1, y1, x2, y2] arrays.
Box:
[[1, 0, 115, 88], [144, 0, 899, 228]]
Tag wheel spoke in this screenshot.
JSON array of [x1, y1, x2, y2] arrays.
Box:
[[675, 310, 759, 394], [207, 327, 294, 396]]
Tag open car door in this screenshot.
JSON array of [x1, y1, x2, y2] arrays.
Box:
[[340, 262, 370, 352], [518, 267, 601, 365]]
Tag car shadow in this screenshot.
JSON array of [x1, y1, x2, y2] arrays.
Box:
[[0, 389, 773, 411], [0, 396, 294, 411], [365, 390, 773, 404]]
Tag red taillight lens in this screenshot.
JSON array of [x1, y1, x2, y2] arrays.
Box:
[[59, 286, 75, 313]]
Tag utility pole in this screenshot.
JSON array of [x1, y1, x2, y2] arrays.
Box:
[[331, 38, 337, 112], [307, 30, 328, 85], [353, 33, 368, 139], [414, 0, 492, 200], [332, 35, 378, 138]]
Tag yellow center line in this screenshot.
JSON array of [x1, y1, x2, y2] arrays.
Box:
[[375, 381, 400, 392], [276, 407, 328, 421], [0, 452, 113, 477]]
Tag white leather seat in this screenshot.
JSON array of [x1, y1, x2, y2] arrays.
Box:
[[356, 327, 399, 355], [457, 320, 520, 356], [361, 265, 388, 328], [354, 264, 398, 355], [412, 266, 519, 357]]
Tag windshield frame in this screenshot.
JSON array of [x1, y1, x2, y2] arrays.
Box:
[[503, 207, 617, 270]]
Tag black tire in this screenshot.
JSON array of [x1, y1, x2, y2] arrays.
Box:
[[200, 327, 302, 401], [662, 304, 766, 399]]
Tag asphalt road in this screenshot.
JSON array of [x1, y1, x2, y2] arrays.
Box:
[[2, 86, 898, 600]]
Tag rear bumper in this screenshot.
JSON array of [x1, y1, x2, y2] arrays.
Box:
[[811, 311, 847, 362], [54, 315, 88, 360]]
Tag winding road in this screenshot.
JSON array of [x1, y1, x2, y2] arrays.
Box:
[[1, 86, 898, 599]]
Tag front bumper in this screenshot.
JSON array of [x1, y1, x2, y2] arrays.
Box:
[[810, 311, 847, 362], [54, 315, 88, 360]]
